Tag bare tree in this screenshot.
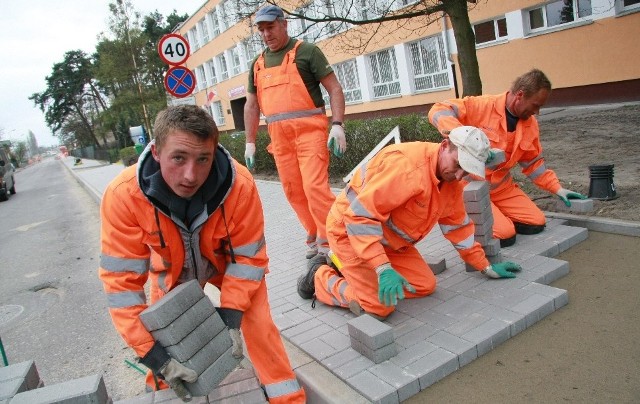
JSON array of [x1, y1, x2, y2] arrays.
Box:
[[237, 0, 481, 96]]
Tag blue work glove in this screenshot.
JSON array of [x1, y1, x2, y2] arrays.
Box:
[[556, 188, 587, 207], [376, 264, 416, 306], [482, 261, 522, 279], [244, 143, 256, 169], [327, 124, 346, 158]]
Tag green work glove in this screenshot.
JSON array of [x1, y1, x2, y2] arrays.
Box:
[[482, 261, 522, 279], [376, 264, 416, 306], [327, 124, 346, 158], [244, 143, 256, 170], [556, 187, 587, 207], [159, 358, 198, 402], [485, 150, 496, 164]]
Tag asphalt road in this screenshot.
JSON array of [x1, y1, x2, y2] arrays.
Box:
[[0, 158, 144, 400]]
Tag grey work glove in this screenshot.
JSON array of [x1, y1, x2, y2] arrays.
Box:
[[159, 358, 198, 402], [556, 187, 587, 207], [218, 307, 244, 359]]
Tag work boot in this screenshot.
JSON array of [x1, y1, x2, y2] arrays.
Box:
[[305, 246, 318, 259], [297, 254, 326, 299], [348, 300, 388, 321]]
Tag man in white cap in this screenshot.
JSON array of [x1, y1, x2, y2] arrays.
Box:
[[244, 4, 346, 260], [297, 126, 522, 320]]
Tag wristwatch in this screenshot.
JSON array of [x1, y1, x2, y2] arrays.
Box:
[[332, 121, 343, 127]]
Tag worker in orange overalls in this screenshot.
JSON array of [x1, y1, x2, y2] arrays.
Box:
[[244, 5, 346, 260], [297, 126, 522, 319], [429, 69, 586, 247], [98, 105, 305, 403]]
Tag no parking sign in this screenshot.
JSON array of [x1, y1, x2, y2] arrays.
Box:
[[164, 66, 196, 98]]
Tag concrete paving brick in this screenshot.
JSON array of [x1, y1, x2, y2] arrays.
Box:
[[473, 217, 494, 236], [139, 280, 203, 331], [182, 328, 232, 375], [186, 347, 241, 397], [557, 226, 588, 253], [275, 308, 313, 329], [281, 318, 324, 339], [214, 388, 267, 403], [208, 374, 261, 401], [319, 329, 352, 351], [474, 233, 495, 246], [291, 322, 334, 345], [346, 371, 399, 404], [348, 315, 395, 349], [389, 340, 438, 368], [522, 283, 569, 310], [477, 304, 528, 336], [556, 198, 594, 212], [301, 337, 339, 361], [149, 297, 216, 346], [0, 360, 41, 401], [317, 310, 351, 329], [511, 294, 556, 328], [395, 323, 438, 349], [369, 361, 420, 402], [396, 294, 444, 316], [427, 330, 478, 367], [463, 181, 489, 201], [349, 338, 397, 364], [445, 312, 491, 337], [321, 348, 361, 370], [483, 238, 501, 256], [463, 197, 490, 213], [391, 317, 424, 339], [334, 354, 375, 379], [424, 256, 447, 275], [405, 348, 458, 390], [295, 360, 369, 404], [10, 374, 110, 404], [432, 294, 487, 320], [469, 209, 494, 225], [165, 314, 226, 362], [461, 318, 511, 356], [415, 310, 458, 329]]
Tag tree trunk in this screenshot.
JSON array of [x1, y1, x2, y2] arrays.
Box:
[[443, 0, 482, 96]]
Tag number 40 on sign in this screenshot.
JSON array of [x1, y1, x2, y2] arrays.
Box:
[[158, 33, 190, 66]]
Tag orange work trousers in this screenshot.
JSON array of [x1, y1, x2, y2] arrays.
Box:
[[146, 280, 305, 403], [490, 181, 546, 240], [267, 114, 335, 254], [315, 243, 437, 318]]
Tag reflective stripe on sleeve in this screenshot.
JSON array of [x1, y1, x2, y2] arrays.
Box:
[[100, 254, 149, 274], [439, 215, 471, 235], [490, 173, 512, 190], [346, 223, 383, 237], [452, 233, 475, 250], [231, 236, 266, 258], [107, 290, 146, 308], [225, 263, 265, 281], [526, 164, 547, 181], [386, 217, 416, 243], [264, 378, 302, 398], [430, 104, 459, 126], [518, 155, 543, 169]]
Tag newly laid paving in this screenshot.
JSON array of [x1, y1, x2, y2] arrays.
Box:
[[62, 157, 590, 403]]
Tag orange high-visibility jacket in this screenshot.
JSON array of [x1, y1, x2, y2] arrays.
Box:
[[328, 142, 490, 272], [98, 148, 268, 358], [429, 92, 561, 194]]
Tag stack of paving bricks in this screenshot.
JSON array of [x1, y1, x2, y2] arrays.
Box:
[[347, 315, 396, 364], [139, 280, 241, 398], [0, 360, 43, 403], [10, 374, 111, 404], [463, 179, 501, 272]]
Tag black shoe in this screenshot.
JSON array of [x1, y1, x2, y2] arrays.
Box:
[[499, 234, 517, 248], [514, 222, 545, 235], [297, 254, 326, 299]]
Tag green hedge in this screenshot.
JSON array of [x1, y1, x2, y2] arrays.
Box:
[[219, 113, 441, 180], [120, 146, 138, 167]]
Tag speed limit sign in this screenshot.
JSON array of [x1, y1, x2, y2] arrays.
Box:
[[158, 34, 190, 66]]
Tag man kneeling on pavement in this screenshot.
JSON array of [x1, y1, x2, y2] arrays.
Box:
[[298, 126, 521, 319]]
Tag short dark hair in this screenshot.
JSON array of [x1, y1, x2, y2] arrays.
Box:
[[510, 69, 552, 97], [153, 105, 219, 150]]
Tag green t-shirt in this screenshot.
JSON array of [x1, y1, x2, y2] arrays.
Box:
[[247, 37, 333, 108]]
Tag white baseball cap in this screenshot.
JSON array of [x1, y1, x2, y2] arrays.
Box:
[[448, 126, 490, 179]]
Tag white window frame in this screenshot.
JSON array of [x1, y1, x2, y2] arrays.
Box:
[[229, 47, 242, 76], [407, 35, 450, 93], [218, 2, 230, 31], [188, 28, 200, 51], [322, 59, 362, 105], [198, 17, 210, 45], [473, 16, 508, 46], [216, 53, 229, 81], [616, 0, 640, 14], [210, 101, 225, 126], [209, 10, 221, 37], [195, 66, 206, 91], [242, 34, 262, 70], [368, 48, 401, 99], [525, 0, 593, 34], [205, 60, 217, 86]]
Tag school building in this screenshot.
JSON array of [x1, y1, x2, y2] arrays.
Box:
[[172, 0, 640, 131]]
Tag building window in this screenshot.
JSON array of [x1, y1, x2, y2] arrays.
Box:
[[230, 47, 242, 76], [369, 48, 401, 99], [195, 66, 206, 91], [331, 60, 362, 104], [210, 101, 225, 126], [409, 35, 450, 92], [474, 17, 508, 44], [210, 10, 221, 37], [216, 54, 229, 81], [198, 18, 210, 44], [188, 28, 200, 51], [205, 60, 217, 86], [527, 0, 592, 31], [218, 2, 230, 31], [242, 34, 262, 70], [618, 0, 640, 12]]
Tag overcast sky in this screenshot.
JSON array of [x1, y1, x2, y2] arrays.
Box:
[[0, 0, 205, 147]]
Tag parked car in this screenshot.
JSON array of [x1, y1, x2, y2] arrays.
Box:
[[0, 154, 16, 202]]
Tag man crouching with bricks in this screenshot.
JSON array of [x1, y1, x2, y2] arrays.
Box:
[[297, 126, 522, 320], [98, 105, 305, 402]]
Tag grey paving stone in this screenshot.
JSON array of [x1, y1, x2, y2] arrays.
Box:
[[463, 181, 489, 201], [483, 238, 501, 256], [424, 256, 447, 275], [463, 196, 490, 213], [334, 354, 375, 379], [165, 314, 226, 362], [369, 361, 420, 402], [10, 374, 110, 404], [511, 294, 556, 328], [556, 198, 594, 212], [461, 318, 511, 356], [389, 340, 438, 368], [473, 217, 494, 236], [0, 360, 41, 401], [139, 280, 204, 331], [208, 373, 262, 401], [290, 322, 334, 345], [477, 304, 528, 337], [346, 371, 399, 404], [182, 327, 232, 375], [150, 297, 217, 346], [185, 347, 241, 397], [350, 338, 397, 364], [405, 348, 458, 390], [319, 329, 352, 351], [347, 315, 395, 349], [321, 348, 361, 370], [469, 208, 494, 225], [395, 323, 438, 349], [427, 330, 478, 367], [301, 337, 339, 361]]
